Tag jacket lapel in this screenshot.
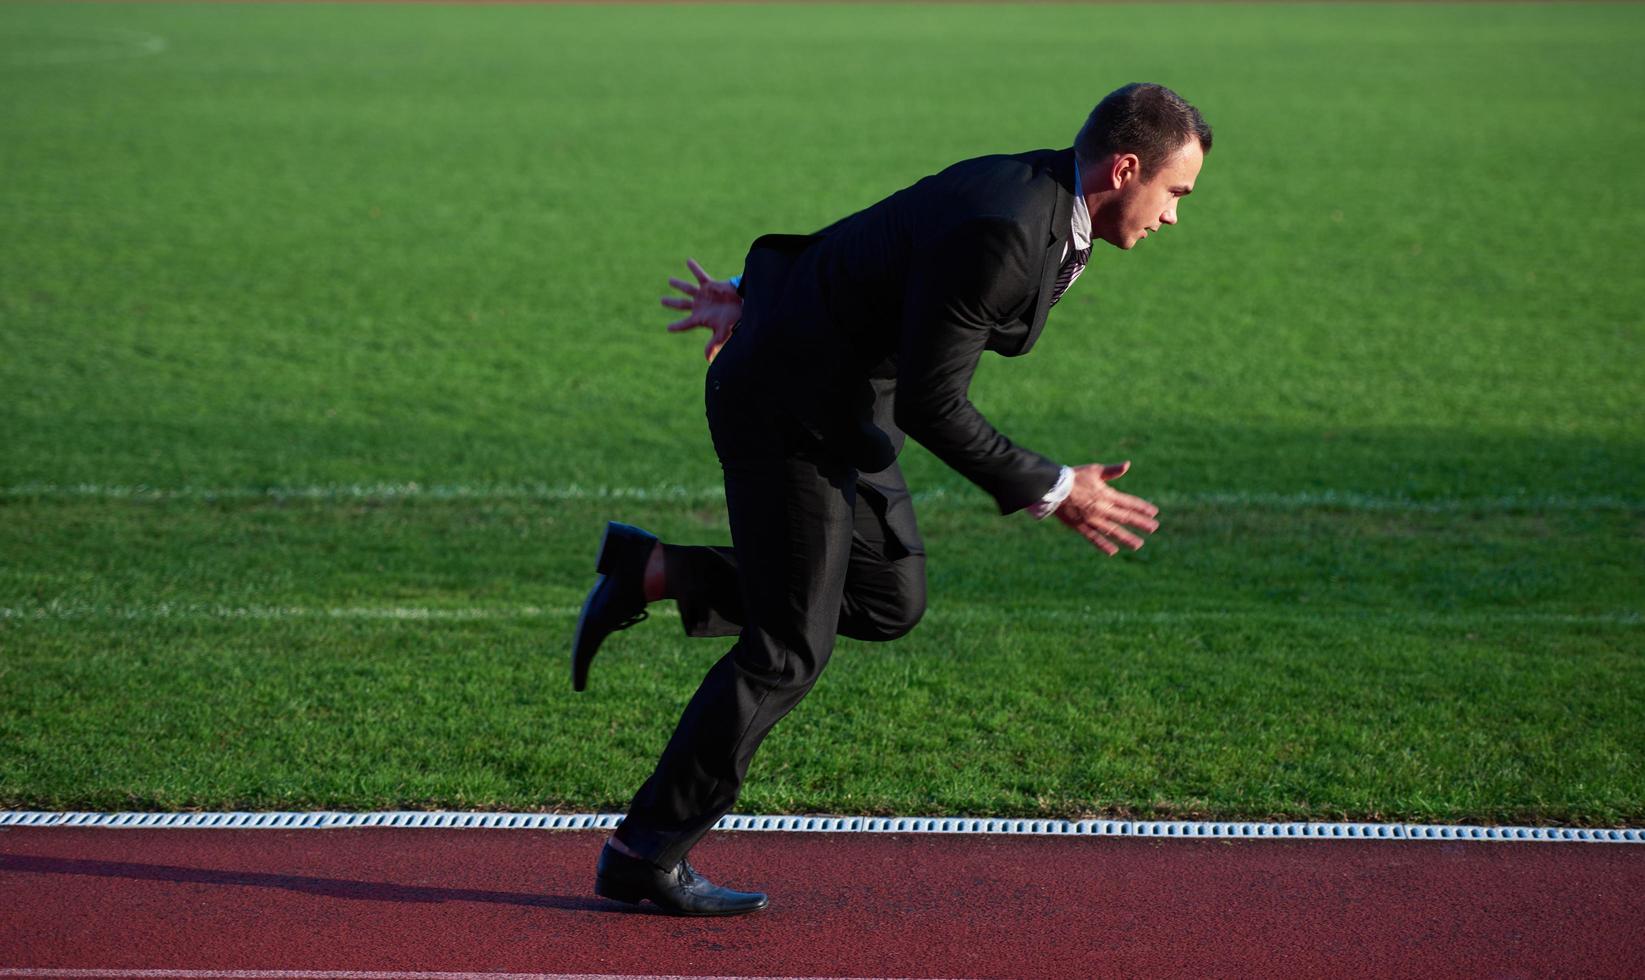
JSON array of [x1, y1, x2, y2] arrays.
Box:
[[1019, 147, 1078, 355], [985, 148, 1076, 357]]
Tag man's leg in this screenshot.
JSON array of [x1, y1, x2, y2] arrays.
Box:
[[838, 467, 926, 641], [658, 543, 741, 637], [612, 442, 859, 871]]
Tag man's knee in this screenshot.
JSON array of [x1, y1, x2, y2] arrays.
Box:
[[845, 569, 925, 642], [728, 614, 849, 692], [876, 587, 925, 641]]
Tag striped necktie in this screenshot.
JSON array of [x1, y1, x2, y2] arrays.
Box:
[[1049, 244, 1090, 307]]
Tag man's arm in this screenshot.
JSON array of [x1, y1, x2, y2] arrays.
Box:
[[894, 217, 1158, 552], [893, 216, 1064, 514]]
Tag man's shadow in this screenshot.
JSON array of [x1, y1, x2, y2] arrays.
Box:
[[0, 852, 672, 915]]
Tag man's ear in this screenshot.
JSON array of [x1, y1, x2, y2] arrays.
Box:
[[1110, 152, 1141, 189]]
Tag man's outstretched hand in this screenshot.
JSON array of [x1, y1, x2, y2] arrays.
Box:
[[662, 258, 744, 363], [1054, 461, 1161, 556]]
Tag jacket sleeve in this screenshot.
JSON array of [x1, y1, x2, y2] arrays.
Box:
[[893, 215, 1063, 514]]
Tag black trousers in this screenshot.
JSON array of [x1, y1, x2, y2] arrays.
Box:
[[612, 334, 925, 870]]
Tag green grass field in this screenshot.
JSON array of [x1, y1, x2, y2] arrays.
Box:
[[2, 2, 1641, 825]]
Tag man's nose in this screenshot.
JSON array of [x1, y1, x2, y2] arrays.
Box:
[[1162, 207, 1178, 225]]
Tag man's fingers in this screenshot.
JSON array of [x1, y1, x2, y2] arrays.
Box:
[[661, 296, 692, 311], [1071, 491, 1160, 529], [1069, 506, 1150, 551], [686, 258, 711, 285], [668, 276, 700, 296], [666, 316, 701, 332], [1079, 526, 1119, 556], [704, 324, 733, 361], [1082, 519, 1143, 553], [1106, 504, 1159, 533], [1107, 514, 1157, 535], [1097, 522, 1145, 550], [1108, 490, 1158, 517], [1100, 460, 1131, 481]]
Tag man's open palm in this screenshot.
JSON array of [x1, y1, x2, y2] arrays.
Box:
[[662, 257, 744, 362], [1054, 461, 1161, 556]]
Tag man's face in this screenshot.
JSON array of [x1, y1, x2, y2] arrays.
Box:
[[1094, 137, 1204, 250]]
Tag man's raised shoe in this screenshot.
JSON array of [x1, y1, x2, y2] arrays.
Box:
[[594, 841, 769, 916], [571, 522, 657, 692]]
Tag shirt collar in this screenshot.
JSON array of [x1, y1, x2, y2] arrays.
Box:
[[1070, 155, 1091, 251]]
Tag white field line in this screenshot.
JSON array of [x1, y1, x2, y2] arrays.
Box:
[[0, 601, 1636, 628], [0, 602, 664, 622], [2, 482, 1638, 512], [0, 483, 731, 503], [0, 28, 168, 67]]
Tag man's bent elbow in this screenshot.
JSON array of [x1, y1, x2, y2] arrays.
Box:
[[892, 400, 945, 443]]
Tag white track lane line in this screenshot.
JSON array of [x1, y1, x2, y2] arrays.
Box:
[[0, 811, 1638, 843], [2, 482, 1637, 512]]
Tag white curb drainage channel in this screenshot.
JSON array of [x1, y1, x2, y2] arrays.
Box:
[[0, 811, 1638, 843]]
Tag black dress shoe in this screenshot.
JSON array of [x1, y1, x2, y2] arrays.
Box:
[[571, 522, 657, 692], [594, 842, 769, 916]]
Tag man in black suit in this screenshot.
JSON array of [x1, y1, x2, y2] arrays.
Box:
[[573, 83, 1211, 915]]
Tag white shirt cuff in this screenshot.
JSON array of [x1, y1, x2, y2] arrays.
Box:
[[1026, 465, 1074, 519]]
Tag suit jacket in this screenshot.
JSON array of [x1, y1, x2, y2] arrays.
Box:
[[734, 146, 1077, 515]]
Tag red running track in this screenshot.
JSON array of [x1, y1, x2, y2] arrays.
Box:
[[2, 827, 1643, 979]]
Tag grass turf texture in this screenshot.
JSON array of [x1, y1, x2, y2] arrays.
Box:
[[2, 3, 1641, 824]]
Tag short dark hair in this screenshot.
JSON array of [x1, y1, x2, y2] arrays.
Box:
[[1075, 83, 1212, 178]]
